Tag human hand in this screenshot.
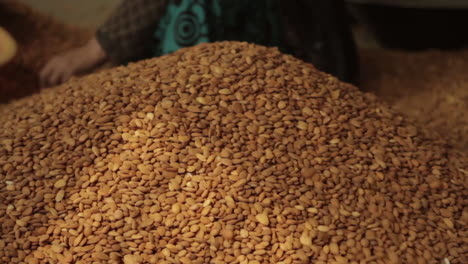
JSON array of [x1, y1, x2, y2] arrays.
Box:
[[40, 37, 107, 87]]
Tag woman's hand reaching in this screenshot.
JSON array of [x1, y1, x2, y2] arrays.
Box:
[[40, 37, 107, 87]]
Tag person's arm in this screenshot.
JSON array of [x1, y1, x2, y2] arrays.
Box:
[[96, 0, 168, 64], [278, 0, 358, 84], [40, 0, 168, 87], [39, 37, 106, 87]]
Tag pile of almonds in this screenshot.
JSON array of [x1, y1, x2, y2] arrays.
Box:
[[0, 0, 91, 103], [0, 42, 466, 264]]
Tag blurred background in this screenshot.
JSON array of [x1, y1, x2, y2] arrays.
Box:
[[16, 0, 119, 29], [17, 0, 468, 49]]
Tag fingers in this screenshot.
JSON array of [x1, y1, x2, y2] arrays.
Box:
[[40, 59, 61, 88], [39, 58, 71, 88], [47, 69, 62, 87], [39, 42, 105, 88], [39, 60, 54, 88], [60, 72, 71, 84]]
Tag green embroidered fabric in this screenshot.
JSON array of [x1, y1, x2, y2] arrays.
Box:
[[153, 0, 283, 56]]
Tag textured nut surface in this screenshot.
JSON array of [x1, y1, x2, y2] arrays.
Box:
[[0, 41, 466, 264]]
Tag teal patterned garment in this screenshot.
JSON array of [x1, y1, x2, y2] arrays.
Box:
[[153, 0, 283, 56]]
